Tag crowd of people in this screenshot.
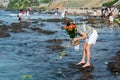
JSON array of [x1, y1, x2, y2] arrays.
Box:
[[54, 7, 120, 26]]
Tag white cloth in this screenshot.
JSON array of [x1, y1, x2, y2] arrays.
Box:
[[74, 44, 80, 51], [61, 12, 65, 18], [85, 30, 98, 44], [26, 11, 30, 16], [18, 12, 25, 18], [18, 13, 23, 17]]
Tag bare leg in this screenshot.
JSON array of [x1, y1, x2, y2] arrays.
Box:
[[77, 42, 87, 65], [82, 43, 93, 68]]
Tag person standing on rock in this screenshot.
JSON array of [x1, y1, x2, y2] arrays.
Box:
[[74, 23, 98, 68], [54, 8, 59, 18], [64, 22, 98, 68], [18, 9, 25, 22], [26, 8, 31, 22], [61, 10, 67, 19], [108, 13, 114, 25]]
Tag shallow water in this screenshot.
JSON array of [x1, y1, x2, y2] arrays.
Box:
[[0, 10, 120, 80]]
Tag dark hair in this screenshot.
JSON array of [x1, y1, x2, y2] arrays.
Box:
[[67, 22, 71, 26]]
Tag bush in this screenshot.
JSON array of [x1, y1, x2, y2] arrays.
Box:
[[40, 0, 51, 3], [7, 0, 39, 10], [102, 0, 119, 7]]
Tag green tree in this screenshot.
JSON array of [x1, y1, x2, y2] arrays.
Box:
[[7, 0, 38, 9], [102, 0, 119, 7], [40, 0, 51, 3]]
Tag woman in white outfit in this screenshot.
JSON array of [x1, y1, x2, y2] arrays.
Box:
[[73, 23, 98, 68]]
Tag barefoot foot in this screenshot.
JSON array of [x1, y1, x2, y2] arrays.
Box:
[[76, 61, 85, 65], [82, 63, 90, 68]]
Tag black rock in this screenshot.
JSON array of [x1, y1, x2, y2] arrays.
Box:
[[69, 63, 94, 72], [107, 62, 120, 73]]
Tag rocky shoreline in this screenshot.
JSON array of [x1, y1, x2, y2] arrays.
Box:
[[107, 51, 120, 75], [0, 13, 120, 79]]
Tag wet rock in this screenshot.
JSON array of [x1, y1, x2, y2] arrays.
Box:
[[11, 22, 30, 28], [41, 18, 73, 23], [100, 48, 109, 51], [107, 62, 120, 74], [45, 39, 63, 44], [39, 23, 46, 27], [31, 18, 42, 23], [116, 51, 120, 56], [88, 17, 108, 25], [0, 25, 10, 38], [69, 63, 94, 72], [79, 71, 94, 80], [10, 22, 30, 32], [0, 32, 10, 38], [10, 26, 25, 32], [46, 45, 64, 51], [68, 63, 94, 80], [31, 27, 57, 35], [62, 18, 73, 24], [107, 51, 120, 74], [0, 25, 9, 31]]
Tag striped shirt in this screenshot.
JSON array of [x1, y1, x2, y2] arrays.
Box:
[[76, 24, 93, 36]]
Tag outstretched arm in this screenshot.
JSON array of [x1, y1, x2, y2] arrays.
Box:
[[66, 40, 73, 48], [74, 28, 87, 42]]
